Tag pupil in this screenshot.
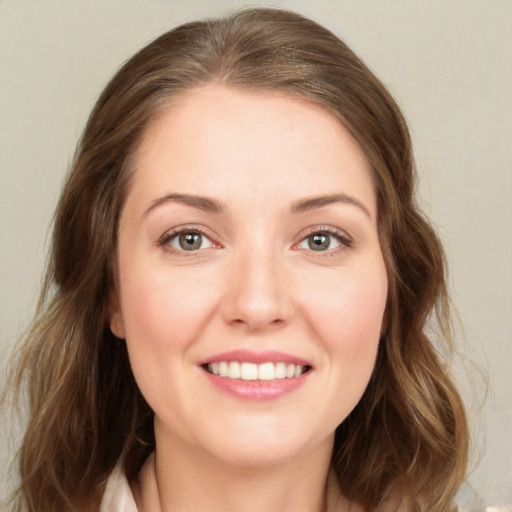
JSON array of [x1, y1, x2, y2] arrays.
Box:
[[179, 232, 201, 250], [309, 233, 329, 251]]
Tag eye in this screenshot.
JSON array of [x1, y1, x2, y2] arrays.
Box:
[[163, 229, 214, 252], [296, 229, 352, 253], [298, 232, 340, 251]]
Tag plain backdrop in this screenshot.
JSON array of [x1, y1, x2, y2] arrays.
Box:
[[1, 1, 511, 509]]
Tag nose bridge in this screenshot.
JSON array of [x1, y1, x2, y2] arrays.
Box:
[[223, 238, 291, 331]]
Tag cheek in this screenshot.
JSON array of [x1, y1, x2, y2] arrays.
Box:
[[117, 263, 221, 415], [302, 265, 387, 380], [119, 265, 217, 350], [309, 270, 386, 337], [116, 261, 222, 407]]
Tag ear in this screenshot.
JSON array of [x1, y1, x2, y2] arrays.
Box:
[[108, 291, 126, 339]]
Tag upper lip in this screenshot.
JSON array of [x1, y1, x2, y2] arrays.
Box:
[[197, 350, 312, 367]]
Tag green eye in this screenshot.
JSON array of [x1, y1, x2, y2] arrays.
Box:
[[168, 231, 213, 251], [297, 229, 351, 253], [307, 233, 339, 251], [179, 232, 202, 250]]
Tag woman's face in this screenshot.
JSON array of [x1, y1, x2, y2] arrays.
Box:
[[112, 85, 388, 467]]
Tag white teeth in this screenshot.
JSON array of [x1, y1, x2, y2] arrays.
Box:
[[227, 361, 240, 379], [240, 362, 258, 380], [206, 361, 308, 380], [258, 362, 275, 381], [219, 361, 228, 377], [275, 362, 286, 379]]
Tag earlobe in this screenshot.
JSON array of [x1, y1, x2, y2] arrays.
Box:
[[108, 292, 126, 339], [110, 314, 126, 339]]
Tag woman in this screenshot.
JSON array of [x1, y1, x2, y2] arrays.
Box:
[[6, 7, 468, 512]]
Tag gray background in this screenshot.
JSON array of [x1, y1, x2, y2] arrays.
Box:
[[1, 1, 511, 509]]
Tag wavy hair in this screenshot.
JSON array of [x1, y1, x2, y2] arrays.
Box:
[[5, 8, 468, 511]]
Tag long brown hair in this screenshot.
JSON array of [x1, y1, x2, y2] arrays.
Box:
[[5, 8, 468, 511]]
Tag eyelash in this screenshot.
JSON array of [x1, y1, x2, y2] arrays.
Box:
[[157, 225, 353, 257]]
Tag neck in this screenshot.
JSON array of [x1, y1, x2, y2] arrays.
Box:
[[135, 422, 347, 512]]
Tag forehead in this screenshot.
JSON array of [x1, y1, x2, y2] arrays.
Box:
[[127, 84, 376, 218]]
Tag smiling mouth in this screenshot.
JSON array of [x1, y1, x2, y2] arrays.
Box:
[[203, 361, 312, 381]]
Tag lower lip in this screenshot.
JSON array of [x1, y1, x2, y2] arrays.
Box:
[[202, 369, 311, 401]]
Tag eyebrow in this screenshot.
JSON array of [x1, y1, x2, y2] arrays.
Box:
[[143, 193, 225, 217], [290, 193, 372, 219], [143, 192, 371, 219]]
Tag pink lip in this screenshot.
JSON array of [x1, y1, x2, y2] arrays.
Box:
[[202, 370, 311, 401], [197, 350, 313, 402], [197, 349, 311, 367]]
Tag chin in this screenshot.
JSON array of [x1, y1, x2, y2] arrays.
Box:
[[209, 441, 305, 468], [198, 417, 331, 468]]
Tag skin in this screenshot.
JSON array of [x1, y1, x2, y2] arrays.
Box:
[[111, 84, 388, 512]]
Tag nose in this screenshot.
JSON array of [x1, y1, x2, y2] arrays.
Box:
[[221, 250, 293, 333]]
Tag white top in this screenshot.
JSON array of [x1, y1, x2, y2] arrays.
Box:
[[100, 453, 162, 512], [99, 461, 138, 512]]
